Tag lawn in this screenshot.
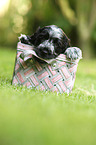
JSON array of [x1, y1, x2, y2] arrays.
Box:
[[0, 48, 96, 145]]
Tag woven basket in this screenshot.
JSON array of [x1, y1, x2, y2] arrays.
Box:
[[12, 42, 82, 94]]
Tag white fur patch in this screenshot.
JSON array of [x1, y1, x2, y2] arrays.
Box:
[[18, 34, 28, 41], [50, 25, 62, 38], [38, 40, 54, 53]]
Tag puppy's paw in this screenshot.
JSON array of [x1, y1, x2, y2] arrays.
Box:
[[65, 47, 82, 60]]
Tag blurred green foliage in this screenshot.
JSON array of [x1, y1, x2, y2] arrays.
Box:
[[0, 0, 96, 58]]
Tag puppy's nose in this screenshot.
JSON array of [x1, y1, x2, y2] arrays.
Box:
[[41, 48, 50, 54], [35, 46, 53, 59], [38, 47, 52, 58]]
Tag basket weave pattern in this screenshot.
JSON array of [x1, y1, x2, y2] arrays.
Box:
[[12, 42, 81, 93]]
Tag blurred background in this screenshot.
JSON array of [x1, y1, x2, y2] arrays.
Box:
[[0, 0, 96, 58]]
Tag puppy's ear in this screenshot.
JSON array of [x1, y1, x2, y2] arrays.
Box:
[[28, 26, 41, 45], [62, 34, 71, 48], [55, 35, 71, 54], [66, 38, 71, 47]]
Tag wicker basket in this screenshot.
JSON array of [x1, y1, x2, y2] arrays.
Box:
[[12, 42, 82, 94]]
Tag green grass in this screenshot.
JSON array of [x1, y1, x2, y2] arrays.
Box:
[[0, 48, 96, 145]]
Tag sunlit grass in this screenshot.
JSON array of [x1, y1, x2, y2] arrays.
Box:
[[0, 48, 96, 145]]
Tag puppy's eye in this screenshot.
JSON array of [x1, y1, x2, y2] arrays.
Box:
[[39, 32, 49, 40], [41, 32, 49, 40]]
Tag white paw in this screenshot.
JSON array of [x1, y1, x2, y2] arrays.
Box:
[[65, 47, 82, 60]]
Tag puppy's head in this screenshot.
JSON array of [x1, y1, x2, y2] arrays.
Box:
[[29, 25, 71, 59]]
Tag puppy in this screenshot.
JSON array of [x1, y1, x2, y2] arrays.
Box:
[[19, 25, 71, 59]]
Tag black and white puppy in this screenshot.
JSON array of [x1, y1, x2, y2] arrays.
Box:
[[19, 25, 71, 59]]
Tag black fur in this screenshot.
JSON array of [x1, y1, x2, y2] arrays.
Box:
[[20, 25, 71, 59]]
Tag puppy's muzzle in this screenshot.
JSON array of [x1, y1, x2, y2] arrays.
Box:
[[35, 40, 57, 59]]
